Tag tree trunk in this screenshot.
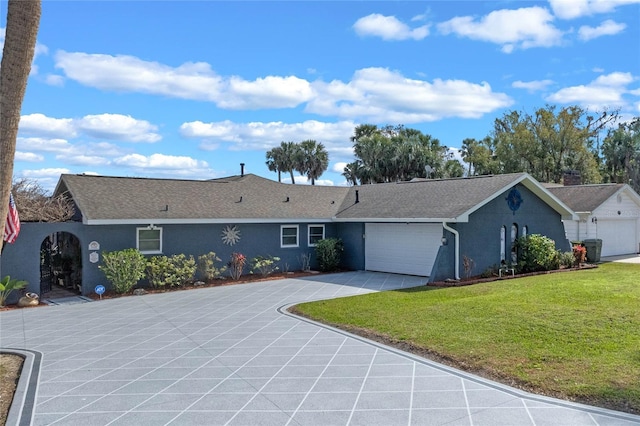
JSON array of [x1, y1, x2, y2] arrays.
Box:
[[0, 0, 41, 251]]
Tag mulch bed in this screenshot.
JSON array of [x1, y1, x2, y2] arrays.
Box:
[[428, 263, 598, 287], [85, 271, 322, 301]]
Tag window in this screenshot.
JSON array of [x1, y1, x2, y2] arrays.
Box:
[[511, 223, 518, 263], [137, 226, 162, 253], [308, 225, 325, 246], [500, 226, 506, 262], [281, 225, 299, 248], [522, 225, 528, 237]]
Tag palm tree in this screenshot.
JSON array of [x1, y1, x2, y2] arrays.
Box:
[[265, 146, 284, 182], [295, 140, 329, 185], [279, 141, 299, 184], [0, 0, 41, 251], [265, 141, 299, 183]]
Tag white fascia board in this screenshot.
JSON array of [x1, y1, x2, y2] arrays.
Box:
[[331, 217, 463, 223], [85, 218, 334, 225]]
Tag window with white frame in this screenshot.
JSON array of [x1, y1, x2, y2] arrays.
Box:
[[308, 225, 325, 246], [281, 225, 299, 248], [137, 226, 162, 254], [500, 225, 506, 262]]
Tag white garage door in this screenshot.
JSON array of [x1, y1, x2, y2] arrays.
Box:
[[365, 223, 442, 276], [598, 219, 638, 256]]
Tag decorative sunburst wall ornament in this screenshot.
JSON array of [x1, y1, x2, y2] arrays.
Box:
[[221, 225, 241, 245]]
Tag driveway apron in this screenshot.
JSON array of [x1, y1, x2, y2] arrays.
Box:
[[1, 271, 639, 426]]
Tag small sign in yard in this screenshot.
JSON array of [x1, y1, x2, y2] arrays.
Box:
[[95, 285, 105, 299]]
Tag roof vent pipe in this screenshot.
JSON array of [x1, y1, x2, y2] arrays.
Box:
[[240, 163, 245, 177], [355, 190, 359, 204]]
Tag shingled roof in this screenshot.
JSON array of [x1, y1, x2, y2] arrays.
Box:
[[547, 184, 628, 213], [56, 174, 350, 225], [335, 173, 575, 222], [55, 172, 576, 225]]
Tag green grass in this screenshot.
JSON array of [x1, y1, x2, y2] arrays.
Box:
[[292, 263, 640, 413]]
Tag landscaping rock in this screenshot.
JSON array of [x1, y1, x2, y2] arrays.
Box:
[[133, 288, 148, 296]]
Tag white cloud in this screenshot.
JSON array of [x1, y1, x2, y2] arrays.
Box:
[[14, 151, 44, 162], [437, 7, 563, 53], [17, 137, 73, 153], [353, 13, 429, 41], [223, 75, 314, 109], [19, 112, 161, 143], [578, 20, 626, 41], [45, 74, 65, 86], [307, 67, 513, 122], [181, 119, 356, 157], [76, 113, 161, 143], [332, 162, 348, 173], [546, 72, 636, 109], [19, 114, 76, 138], [549, 0, 640, 19], [54, 51, 314, 109], [113, 153, 209, 170], [55, 154, 110, 166], [512, 79, 555, 92], [53, 52, 510, 123], [20, 167, 71, 178]]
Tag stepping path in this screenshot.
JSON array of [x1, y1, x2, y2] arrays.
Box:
[[1, 271, 639, 425]]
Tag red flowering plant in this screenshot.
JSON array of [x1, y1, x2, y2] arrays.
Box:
[[572, 244, 586, 267], [228, 252, 246, 280]]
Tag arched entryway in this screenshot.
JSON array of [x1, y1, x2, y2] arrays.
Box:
[[40, 232, 82, 296]]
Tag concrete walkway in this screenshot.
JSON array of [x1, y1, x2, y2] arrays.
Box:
[[1, 271, 639, 426]]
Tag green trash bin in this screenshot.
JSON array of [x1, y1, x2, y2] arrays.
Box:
[[583, 239, 602, 263]]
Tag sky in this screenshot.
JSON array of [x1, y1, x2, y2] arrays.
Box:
[[1, 0, 639, 191]]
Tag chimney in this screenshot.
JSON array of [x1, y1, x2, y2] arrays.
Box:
[[355, 190, 359, 204], [563, 170, 581, 186], [240, 163, 245, 177]]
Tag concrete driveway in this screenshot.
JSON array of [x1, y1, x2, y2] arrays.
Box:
[[2, 271, 639, 426]]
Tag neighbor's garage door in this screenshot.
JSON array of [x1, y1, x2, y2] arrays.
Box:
[[598, 219, 638, 256], [365, 223, 442, 276]]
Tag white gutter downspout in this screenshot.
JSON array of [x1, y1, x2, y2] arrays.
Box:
[[442, 222, 460, 280]]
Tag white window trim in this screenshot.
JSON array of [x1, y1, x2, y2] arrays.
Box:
[[308, 224, 325, 247], [281, 225, 299, 248], [500, 225, 506, 262], [137, 226, 163, 254]]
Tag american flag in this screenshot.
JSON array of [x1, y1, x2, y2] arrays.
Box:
[[3, 193, 20, 244]]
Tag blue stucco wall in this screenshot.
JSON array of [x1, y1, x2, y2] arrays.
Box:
[[336, 222, 365, 271], [428, 183, 571, 282], [0, 221, 343, 298]]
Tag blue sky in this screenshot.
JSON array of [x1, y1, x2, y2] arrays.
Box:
[[2, 0, 639, 191]]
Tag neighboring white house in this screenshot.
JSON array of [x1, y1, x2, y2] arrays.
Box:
[[548, 184, 640, 256]]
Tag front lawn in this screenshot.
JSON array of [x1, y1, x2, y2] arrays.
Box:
[[291, 263, 640, 414]]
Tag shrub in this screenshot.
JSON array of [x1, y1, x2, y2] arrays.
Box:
[[315, 238, 344, 272], [0, 276, 27, 307], [462, 255, 475, 279], [299, 253, 311, 272], [99, 249, 146, 294], [515, 234, 559, 273], [197, 252, 227, 281], [228, 252, 246, 280], [147, 255, 172, 288], [559, 251, 575, 268], [147, 254, 196, 288], [168, 254, 197, 286], [251, 255, 280, 277], [572, 244, 586, 266]]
